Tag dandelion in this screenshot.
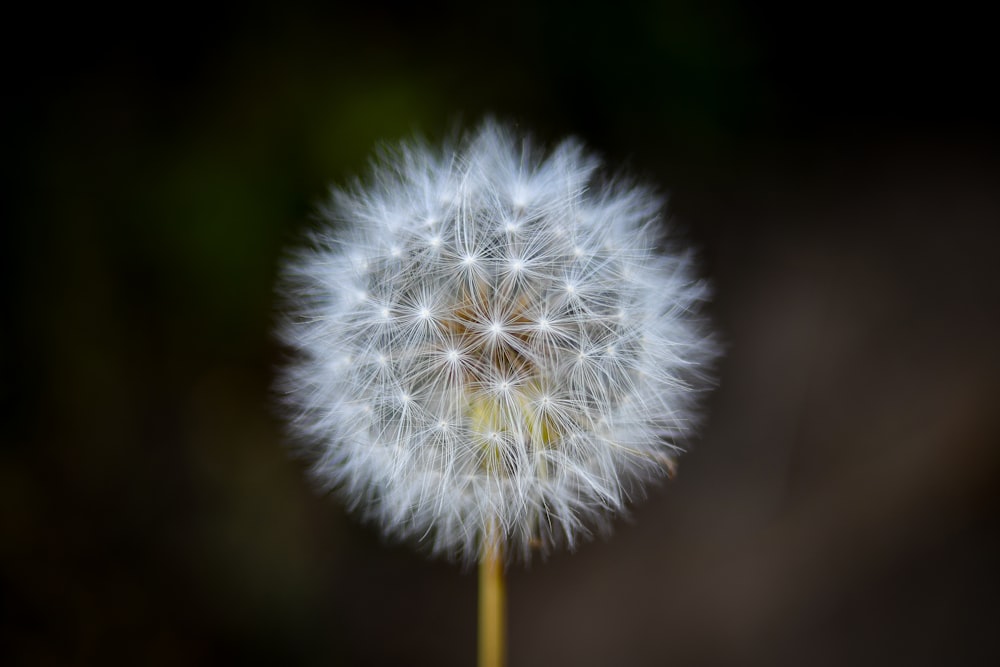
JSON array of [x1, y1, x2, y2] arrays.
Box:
[[278, 121, 719, 666]]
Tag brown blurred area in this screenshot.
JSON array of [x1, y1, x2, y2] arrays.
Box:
[[3, 2, 998, 665]]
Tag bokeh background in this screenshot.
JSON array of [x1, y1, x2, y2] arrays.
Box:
[[4, 2, 999, 665]]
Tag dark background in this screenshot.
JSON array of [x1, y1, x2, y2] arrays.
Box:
[[4, 2, 999, 665]]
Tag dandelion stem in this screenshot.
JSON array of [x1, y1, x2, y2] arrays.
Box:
[[478, 524, 506, 667]]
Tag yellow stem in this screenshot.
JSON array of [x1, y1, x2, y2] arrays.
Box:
[[478, 525, 506, 667]]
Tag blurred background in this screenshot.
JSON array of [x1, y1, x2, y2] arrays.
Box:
[[3, 1, 998, 665]]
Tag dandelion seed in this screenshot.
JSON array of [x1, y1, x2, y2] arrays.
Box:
[[278, 120, 719, 565]]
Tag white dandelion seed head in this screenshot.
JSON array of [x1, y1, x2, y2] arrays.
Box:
[[278, 121, 720, 563]]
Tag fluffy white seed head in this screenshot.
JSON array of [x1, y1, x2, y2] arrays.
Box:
[[278, 121, 719, 563]]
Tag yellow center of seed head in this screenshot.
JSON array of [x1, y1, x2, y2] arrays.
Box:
[[467, 382, 559, 477], [446, 282, 564, 477]]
